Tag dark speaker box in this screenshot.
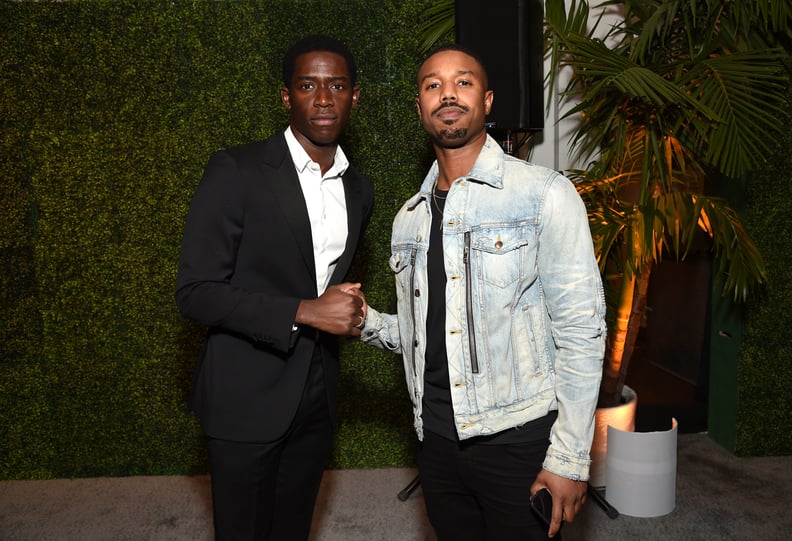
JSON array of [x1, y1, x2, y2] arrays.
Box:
[[455, 0, 544, 132]]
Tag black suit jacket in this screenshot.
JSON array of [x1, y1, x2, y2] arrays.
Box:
[[176, 131, 374, 442]]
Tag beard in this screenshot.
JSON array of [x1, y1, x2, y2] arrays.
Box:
[[427, 103, 471, 147], [439, 127, 467, 139], [433, 125, 468, 148]]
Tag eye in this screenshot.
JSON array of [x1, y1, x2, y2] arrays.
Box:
[[331, 82, 345, 91], [458, 79, 472, 87], [300, 82, 315, 91], [426, 82, 440, 90]]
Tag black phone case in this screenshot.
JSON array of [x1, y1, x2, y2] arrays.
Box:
[[531, 488, 562, 538], [531, 488, 554, 527]]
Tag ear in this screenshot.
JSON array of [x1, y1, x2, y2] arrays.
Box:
[[484, 90, 494, 116], [280, 86, 291, 110], [415, 96, 421, 117], [351, 85, 361, 109]]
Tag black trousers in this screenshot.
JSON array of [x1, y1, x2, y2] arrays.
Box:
[[418, 429, 554, 541], [207, 348, 332, 541]]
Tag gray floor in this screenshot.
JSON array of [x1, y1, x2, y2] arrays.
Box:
[[1, 433, 790, 540]]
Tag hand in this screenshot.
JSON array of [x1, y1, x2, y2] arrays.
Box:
[[295, 282, 365, 337], [530, 469, 587, 538], [341, 283, 367, 323]]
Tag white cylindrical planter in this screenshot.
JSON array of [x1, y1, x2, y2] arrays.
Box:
[[605, 418, 678, 517], [589, 385, 637, 488]]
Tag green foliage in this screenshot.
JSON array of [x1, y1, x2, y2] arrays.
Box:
[[0, 0, 436, 480], [735, 68, 792, 456], [415, 0, 454, 54], [544, 0, 788, 408]]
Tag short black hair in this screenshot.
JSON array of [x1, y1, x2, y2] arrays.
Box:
[[420, 43, 489, 89], [282, 35, 358, 88]]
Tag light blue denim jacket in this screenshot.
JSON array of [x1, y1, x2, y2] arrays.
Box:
[[362, 135, 606, 480]]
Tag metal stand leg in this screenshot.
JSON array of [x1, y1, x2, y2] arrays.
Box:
[[397, 475, 421, 501], [587, 484, 619, 518], [398, 476, 618, 521]]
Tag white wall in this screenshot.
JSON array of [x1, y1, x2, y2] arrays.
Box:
[[529, 1, 622, 173]]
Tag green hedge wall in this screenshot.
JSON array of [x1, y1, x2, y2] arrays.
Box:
[[736, 65, 792, 457], [0, 0, 440, 480]]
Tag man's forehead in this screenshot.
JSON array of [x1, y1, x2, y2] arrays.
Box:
[[419, 67, 475, 81], [293, 52, 351, 77], [295, 51, 348, 68], [419, 51, 483, 76]]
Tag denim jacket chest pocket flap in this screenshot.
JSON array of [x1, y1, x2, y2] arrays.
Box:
[[468, 224, 534, 288]]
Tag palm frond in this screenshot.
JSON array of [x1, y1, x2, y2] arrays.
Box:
[[574, 177, 767, 301], [685, 50, 788, 176], [697, 197, 768, 301], [416, 0, 455, 54], [544, 0, 593, 112]]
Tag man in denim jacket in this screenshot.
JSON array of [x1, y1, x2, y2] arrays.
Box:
[[360, 45, 606, 540]]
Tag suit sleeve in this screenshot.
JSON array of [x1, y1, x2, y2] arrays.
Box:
[[175, 150, 299, 352]]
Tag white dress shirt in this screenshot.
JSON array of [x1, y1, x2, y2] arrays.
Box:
[[284, 127, 349, 296]]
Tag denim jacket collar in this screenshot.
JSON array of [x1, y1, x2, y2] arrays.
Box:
[[408, 135, 505, 211]]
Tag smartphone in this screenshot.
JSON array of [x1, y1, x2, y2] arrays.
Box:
[[531, 488, 561, 536]]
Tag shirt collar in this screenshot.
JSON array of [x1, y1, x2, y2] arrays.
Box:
[[284, 127, 349, 177]]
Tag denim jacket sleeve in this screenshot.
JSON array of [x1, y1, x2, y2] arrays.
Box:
[[538, 173, 606, 481], [359, 306, 402, 353]]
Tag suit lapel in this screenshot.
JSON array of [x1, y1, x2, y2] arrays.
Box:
[[262, 132, 366, 290], [260, 134, 317, 291]]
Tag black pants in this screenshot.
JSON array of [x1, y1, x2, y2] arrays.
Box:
[[418, 429, 554, 541], [207, 349, 332, 541]]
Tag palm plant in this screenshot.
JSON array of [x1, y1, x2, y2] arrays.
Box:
[[417, 0, 791, 409], [545, 0, 790, 407]]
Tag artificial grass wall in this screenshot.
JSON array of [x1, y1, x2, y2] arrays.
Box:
[[0, 0, 438, 480], [735, 69, 792, 457]]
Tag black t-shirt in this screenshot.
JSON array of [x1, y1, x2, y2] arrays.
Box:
[[422, 188, 557, 444], [422, 188, 455, 439]]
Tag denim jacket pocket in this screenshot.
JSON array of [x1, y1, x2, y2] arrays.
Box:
[[389, 247, 417, 296], [469, 225, 531, 288], [389, 249, 412, 274]]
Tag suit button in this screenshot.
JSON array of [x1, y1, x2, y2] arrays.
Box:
[[414, 289, 420, 297]]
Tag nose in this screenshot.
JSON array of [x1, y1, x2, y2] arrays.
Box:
[[315, 87, 333, 107], [441, 83, 457, 102]]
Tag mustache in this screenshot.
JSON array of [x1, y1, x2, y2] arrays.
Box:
[[432, 102, 469, 116]]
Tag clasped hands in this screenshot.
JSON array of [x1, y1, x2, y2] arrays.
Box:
[[295, 282, 368, 337]]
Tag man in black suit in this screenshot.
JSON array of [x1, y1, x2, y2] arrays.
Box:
[[176, 35, 374, 541]]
